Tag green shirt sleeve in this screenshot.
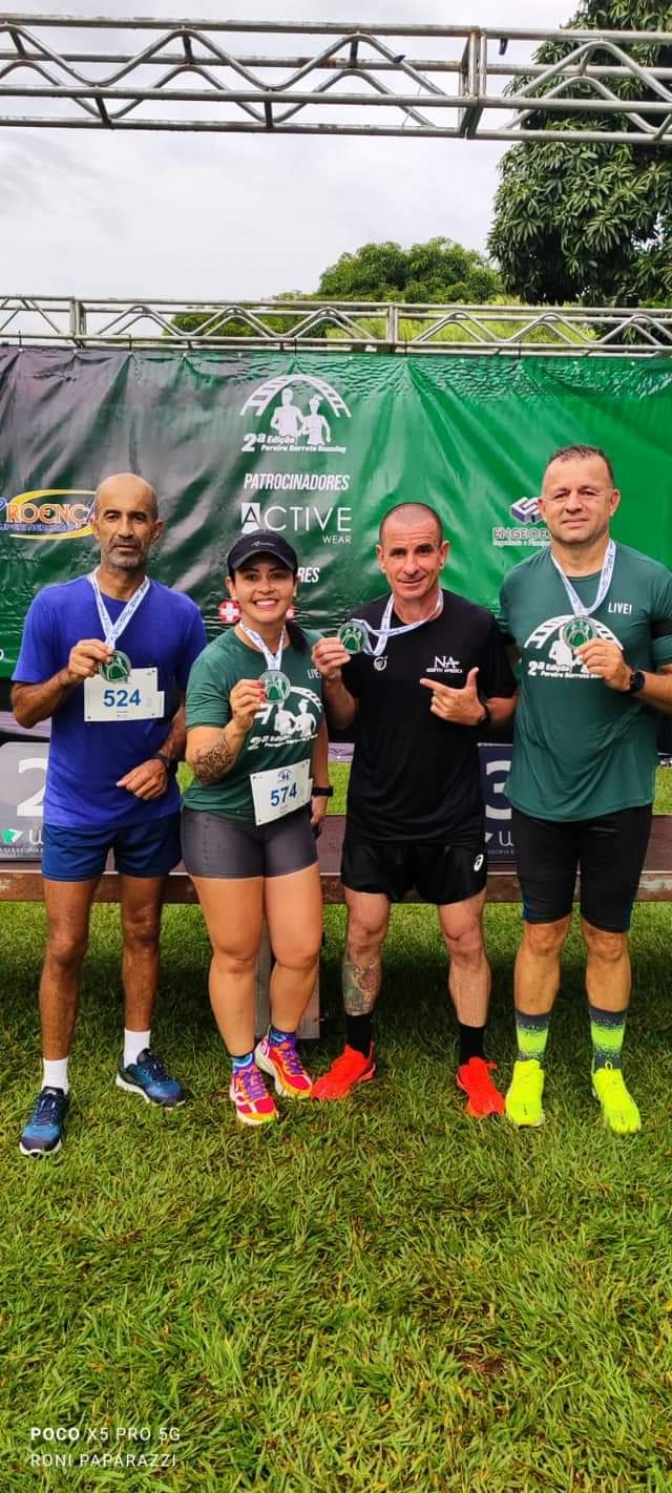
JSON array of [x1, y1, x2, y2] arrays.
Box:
[[186, 647, 232, 731], [650, 567, 672, 667]]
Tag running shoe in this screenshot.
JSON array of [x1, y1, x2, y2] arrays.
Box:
[[592, 1065, 641, 1135], [255, 1032, 313, 1099], [229, 1062, 278, 1127], [311, 1044, 376, 1101], [116, 1049, 186, 1108], [456, 1057, 505, 1117], [505, 1059, 545, 1128], [19, 1086, 69, 1157]]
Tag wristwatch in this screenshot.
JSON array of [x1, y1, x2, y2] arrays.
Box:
[[627, 668, 646, 695], [476, 703, 492, 730], [312, 785, 334, 798], [152, 751, 173, 771]]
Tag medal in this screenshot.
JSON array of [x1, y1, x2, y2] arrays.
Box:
[[551, 540, 616, 644], [259, 669, 291, 703], [239, 622, 292, 704], [100, 649, 132, 682], [338, 622, 367, 655], [345, 591, 443, 659], [561, 618, 596, 649], [88, 569, 150, 676]]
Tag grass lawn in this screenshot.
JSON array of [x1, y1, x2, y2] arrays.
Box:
[[1, 772, 671, 1491]]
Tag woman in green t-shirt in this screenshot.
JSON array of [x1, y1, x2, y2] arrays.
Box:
[[182, 531, 330, 1127]]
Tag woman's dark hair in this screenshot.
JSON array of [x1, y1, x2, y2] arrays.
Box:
[[286, 619, 308, 654]]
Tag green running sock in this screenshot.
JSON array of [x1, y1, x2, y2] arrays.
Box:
[[515, 1008, 550, 1064], [589, 1004, 627, 1071]]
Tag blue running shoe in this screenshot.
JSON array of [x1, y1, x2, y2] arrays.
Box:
[[19, 1086, 69, 1157], [116, 1049, 186, 1108]]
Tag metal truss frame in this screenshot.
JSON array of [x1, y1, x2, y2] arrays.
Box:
[[0, 16, 671, 143], [2, 296, 672, 357]]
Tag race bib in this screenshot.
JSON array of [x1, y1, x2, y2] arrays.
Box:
[[250, 759, 312, 826], [84, 668, 165, 722]]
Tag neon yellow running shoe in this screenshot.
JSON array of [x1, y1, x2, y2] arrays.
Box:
[[505, 1059, 545, 1128], [592, 1066, 641, 1135]]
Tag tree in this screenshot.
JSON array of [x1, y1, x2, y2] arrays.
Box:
[[169, 238, 503, 339], [316, 237, 502, 303], [488, 1, 672, 305]]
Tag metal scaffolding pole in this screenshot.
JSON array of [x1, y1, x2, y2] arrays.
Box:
[[1, 297, 672, 356], [0, 16, 670, 142]]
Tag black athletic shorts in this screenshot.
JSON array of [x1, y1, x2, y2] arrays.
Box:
[[181, 806, 317, 880], [511, 805, 653, 932], [341, 827, 487, 906]]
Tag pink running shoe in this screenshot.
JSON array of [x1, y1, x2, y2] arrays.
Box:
[[255, 1033, 313, 1099], [229, 1062, 278, 1126]]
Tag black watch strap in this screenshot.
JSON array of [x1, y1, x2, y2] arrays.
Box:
[[152, 751, 172, 771], [312, 785, 334, 798]]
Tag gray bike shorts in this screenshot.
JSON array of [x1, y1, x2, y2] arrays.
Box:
[[181, 806, 318, 880]]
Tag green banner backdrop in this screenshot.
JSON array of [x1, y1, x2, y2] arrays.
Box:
[[1, 347, 671, 678]]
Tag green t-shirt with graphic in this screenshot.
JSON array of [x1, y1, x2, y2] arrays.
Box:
[[184, 629, 323, 821], [499, 544, 672, 821]]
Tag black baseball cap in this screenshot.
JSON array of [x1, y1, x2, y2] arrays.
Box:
[[227, 530, 298, 576]]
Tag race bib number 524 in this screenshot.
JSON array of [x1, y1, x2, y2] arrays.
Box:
[[84, 668, 165, 722]]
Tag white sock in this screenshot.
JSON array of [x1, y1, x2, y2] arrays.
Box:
[[43, 1058, 69, 1095], [124, 1029, 151, 1067]]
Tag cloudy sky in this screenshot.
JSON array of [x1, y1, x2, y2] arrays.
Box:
[[1, 0, 568, 302]]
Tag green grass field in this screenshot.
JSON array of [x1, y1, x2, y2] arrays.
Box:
[[1, 771, 671, 1491]]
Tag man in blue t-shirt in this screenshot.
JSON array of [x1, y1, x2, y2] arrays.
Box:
[[11, 472, 206, 1157]]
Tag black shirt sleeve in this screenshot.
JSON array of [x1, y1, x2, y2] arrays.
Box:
[[478, 616, 517, 699]]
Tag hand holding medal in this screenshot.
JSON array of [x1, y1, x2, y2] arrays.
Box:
[[574, 638, 629, 690], [65, 638, 116, 682], [312, 633, 353, 682], [229, 677, 267, 732]]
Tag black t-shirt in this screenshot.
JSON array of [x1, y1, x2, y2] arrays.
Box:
[[342, 589, 516, 843]]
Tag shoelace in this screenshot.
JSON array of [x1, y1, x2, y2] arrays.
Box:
[[134, 1050, 168, 1081], [516, 1063, 541, 1089], [235, 1064, 268, 1101], [33, 1090, 65, 1127], [329, 1047, 366, 1076], [271, 1039, 304, 1076], [462, 1058, 497, 1092]]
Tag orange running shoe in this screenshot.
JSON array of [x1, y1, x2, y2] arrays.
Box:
[[456, 1057, 505, 1118], [312, 1044, 376, 1101]]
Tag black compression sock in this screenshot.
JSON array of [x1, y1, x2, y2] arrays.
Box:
[[458, 1022, 486, 1066], [345, 1013, 373, 1056]]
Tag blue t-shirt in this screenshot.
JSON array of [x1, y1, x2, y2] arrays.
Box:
[[13, 576, 206, 828]]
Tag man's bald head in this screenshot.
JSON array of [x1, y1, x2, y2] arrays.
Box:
[[379, 503, 443, 546], [94, 473, 158, 521]]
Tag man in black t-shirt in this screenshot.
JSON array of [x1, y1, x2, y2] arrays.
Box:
[[311, 502, 517, 1113]]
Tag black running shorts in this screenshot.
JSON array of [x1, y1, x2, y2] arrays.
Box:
[[511, 804, 653, 932], [181, 806, 317, 880], [341, 827, 487, 906]]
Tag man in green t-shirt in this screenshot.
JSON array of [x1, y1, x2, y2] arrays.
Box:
[[500, 444, 672, 1134]]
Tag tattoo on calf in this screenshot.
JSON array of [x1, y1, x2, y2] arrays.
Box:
[[342, 951, 381, 1016], [192, 733, 235, 785]]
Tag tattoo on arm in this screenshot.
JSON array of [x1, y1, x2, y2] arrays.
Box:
[[342, 951, 381, 1016], [192, 733, 236, 785]]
